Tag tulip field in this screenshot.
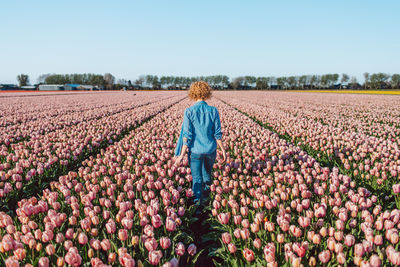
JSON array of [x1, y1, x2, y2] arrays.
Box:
[[1, 91, 400, 266]]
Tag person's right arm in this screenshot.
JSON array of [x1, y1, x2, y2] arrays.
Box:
[[214, 109, 226, 163], [174, 109, 192, 166]]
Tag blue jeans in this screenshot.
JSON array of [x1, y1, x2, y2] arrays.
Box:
[[189, 150, 217, 205]]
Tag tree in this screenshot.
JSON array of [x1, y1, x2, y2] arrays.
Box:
[[244, 76, 256, 88], [45, 74, 65, 84], [89, 74, 105, 86], [135, 76, 144, 87], [160, 76, 168, 89], [276, 77, 285, 89], [320, 75, 329, 88], [350, 76, 358, 89], [287, 76, 297, 89], [299, 75, 307, 89], [363, 72, 370, 89], [213, 75, 222, 89], [255, 77, 269, 90], [309, 75, 317, 88], [221, 76, 230, 88], [231, 77, 244, 89], [341, 73, 349, 89], [152, 75, 160, 89], [117, 79, 128, 86], [17, 74, 29, 87], [391, 74, 400, 89], [369, 73, 389, 90], [37, 73, 52, 84], [332, 74, 339, 86], [104, 73, 115, 90]]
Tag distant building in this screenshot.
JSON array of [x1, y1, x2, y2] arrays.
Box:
[[0, 84, 18, 90], [38, 84, 64, 91], [77, 85, 94, 90], [64, 84, 94, 90], [21, 86, 37, 90], [63, 84, 79, 90]]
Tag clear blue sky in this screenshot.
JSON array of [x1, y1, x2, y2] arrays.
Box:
[[1, 0, 399, 84]]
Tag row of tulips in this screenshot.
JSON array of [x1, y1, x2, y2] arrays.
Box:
[[0, 97, 203, 266], [1, 92, 173, 146], [215, 92, 400, 202], [0, 93, 185, 209], [205, 98, 400, 266]]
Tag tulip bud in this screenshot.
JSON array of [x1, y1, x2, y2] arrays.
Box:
[[309, 257, 316, 266], [88, 248, 94, 258]]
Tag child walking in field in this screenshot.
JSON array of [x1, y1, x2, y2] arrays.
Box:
[[174, 81, 226, 215]]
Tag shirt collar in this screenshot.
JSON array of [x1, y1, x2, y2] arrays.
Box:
[[194, 100, 207, 106]]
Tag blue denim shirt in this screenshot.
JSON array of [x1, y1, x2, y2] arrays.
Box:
[[175, 101, 222, 156]]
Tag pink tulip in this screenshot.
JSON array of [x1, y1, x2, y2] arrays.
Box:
[[344, 234, 355, 247], [151, 214, 163, 228], [38, 257, 50, 267], [166, 217, 176, 232], [162, 258, 179, 267], [234, 215, 242, 225], [45, 244, 55, 256], [148, 250, 163, 266], [78, 232, 88, 245], [315, 206, 326, 218], [240, 206, 248, 216], [5, 257, 19, 267], [253, 238, 262, 249], [101, 239, 111, 251], [354, 243, 365, 257], [222, 232, 231, 244], [318, 250, 330, 263], [121, 217, 133, 230], [187, 244, 197, 256], [374, 235, 383, 246], [144, 237, 158, 252], [218, 212, 230, 224], [160, 237, 171, 249], [370, 254, 381, 267], [243, 248, 255, 262], [14, 248, 26, 260], [106, 219, 116, 234], [228, 243, 237, 254], [118, 229, 128, 241], [393, 184, 400, 194], [240, 228, 250, 240], [175, 242, 185, 256]]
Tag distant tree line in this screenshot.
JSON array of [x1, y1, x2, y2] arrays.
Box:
[[9, 72, 400, 90], [134, 75, 230, 89], [135, 73, 400, 90], [37, 73, 116, 89]]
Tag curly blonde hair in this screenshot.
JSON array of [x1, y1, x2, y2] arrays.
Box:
[[188, 81, 212, 100]]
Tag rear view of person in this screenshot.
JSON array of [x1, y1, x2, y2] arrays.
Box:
[[174, 81, 226, 214]]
